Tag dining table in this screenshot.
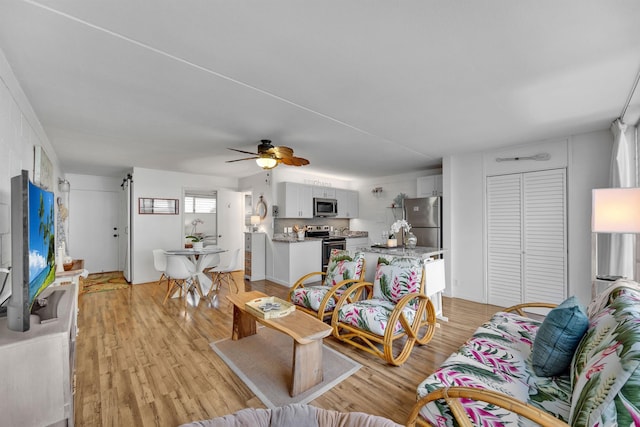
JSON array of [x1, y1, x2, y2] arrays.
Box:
[[165, 247, 226, 299]]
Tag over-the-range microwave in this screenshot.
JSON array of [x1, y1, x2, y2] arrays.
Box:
[[313, 197, 338, 217]]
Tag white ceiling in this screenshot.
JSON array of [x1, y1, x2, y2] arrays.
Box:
[[1, 1, 639, 180]]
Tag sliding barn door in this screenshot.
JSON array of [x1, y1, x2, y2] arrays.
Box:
[[487, 169, 567, 307]]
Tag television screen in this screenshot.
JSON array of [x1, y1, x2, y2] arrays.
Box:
[[7, 170, 56, 331], [27, 180, 56, 310]]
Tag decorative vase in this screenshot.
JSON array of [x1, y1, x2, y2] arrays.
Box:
[[406, 232, 417, 249], [387, 238, 397, 248], [192, 241, 204, 251]]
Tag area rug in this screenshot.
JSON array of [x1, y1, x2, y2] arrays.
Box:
[[211, 327, 360, 409], [80, 271, 130, 294]]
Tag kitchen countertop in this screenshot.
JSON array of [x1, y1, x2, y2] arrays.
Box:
[[360, 245, 445, 258], [272, 237, 322, 243]]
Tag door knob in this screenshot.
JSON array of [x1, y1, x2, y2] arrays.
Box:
[[113, 234, 119, 237]]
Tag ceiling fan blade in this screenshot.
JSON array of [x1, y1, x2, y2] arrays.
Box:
[[228, 148, 259, 156], [226, 156, 258, 163], [281, 156, 309, 166], [271, 146, 294, 158]]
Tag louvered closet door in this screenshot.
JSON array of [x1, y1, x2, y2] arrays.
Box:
[[486, 169, 567, 307], [487, 174, 523, 307], [522, 169, 567, 303]]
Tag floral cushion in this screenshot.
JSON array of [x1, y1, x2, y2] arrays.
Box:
[[568, 284, 640, 427], [336, 299, 417, 336], [290, 285, 337, 312], [290, 250, 364, 313], [417, 311, 572, 426], [372, 257, 423, 304], [323, 250, 365, 287]]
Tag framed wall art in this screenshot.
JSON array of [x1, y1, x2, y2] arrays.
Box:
[[138, 198, 179, 215], [34, 146, 53, 190]]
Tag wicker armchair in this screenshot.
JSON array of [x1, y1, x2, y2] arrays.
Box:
[[331, 256, 438, 366], [288, 250, 366, 321]]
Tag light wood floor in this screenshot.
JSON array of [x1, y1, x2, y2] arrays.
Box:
[[74, 272, 504, 426]]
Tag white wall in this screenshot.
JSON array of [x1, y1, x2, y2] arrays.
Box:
[[445, 131, 613, 307], [568, 130, 615, 302], [0, 49, 64, 304], [444, 153, 484, 301], [131, 167, 239, 284]]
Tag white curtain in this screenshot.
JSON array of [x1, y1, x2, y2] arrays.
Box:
[[608, 119, 635, 279]]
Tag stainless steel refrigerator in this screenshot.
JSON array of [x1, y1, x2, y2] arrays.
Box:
[[404, 197, 442, 248]]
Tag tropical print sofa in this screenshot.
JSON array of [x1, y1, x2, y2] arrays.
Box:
[[412, 280, 640, 426]]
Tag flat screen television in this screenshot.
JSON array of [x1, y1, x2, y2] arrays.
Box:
[[6, 170, 56, 332]]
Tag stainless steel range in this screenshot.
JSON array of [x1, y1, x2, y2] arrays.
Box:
[[305, 225, 346, 272]]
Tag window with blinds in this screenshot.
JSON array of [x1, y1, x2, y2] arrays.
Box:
[[184, 194, 217, 214]]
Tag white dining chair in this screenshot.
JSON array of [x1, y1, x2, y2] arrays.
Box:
[[152, 249, 168, 291], [201, 246, 221, 274], [207, 248, 242, 297], [163, 255, 199, 308]]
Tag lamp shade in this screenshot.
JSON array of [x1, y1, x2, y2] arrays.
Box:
[[251, 215, 261, 225], [592, 188, 640, 233]]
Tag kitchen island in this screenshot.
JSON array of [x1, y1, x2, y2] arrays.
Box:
[[358, 246, 447, 319]]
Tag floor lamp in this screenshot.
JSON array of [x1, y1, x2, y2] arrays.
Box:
[[591, 188, 640, 298]]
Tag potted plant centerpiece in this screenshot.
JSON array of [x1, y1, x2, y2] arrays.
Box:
[[186, 218, 205, 250], [390, 219, 412, 248], [186, 235, 204, 250]]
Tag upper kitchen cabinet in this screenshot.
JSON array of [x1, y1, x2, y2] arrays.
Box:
[[312, 186, 336, 199], [336, 189, 359, 218], [417, 175, 443, 197], [278, 182, 313, 218]]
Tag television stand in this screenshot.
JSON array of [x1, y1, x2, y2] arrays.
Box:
[[0, 283, 77, 426], [31, 288, 65, 323]]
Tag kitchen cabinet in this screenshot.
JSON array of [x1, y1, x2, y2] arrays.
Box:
[[312, 186, 336, 198], [336, 189, 359, 218], [271, 240, 322, 287], [244, 232, 265, 281], [278, 182, 313, 218], [417, 175, 443, 197]]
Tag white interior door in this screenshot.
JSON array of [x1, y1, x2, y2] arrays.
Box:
[[69, 189, 120, 273], [216, 189, 244, 268], [486, 169, 567, 307], [522, 169, 567, 304], [487, 174, 523, 307]]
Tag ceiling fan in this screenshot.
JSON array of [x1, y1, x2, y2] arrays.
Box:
[[227, 139, 310, 170]]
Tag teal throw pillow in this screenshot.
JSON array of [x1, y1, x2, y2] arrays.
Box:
[[531, 296, 589, 377]]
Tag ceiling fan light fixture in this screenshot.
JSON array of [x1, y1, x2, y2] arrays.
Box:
[[256, 155, 277, 169]]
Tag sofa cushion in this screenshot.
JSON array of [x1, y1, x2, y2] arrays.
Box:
[[531, 296, 588, 377], [569, 284, 640, 427]]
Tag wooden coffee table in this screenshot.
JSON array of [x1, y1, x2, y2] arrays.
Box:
[[226, 291, 332, 396]]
